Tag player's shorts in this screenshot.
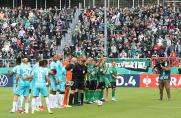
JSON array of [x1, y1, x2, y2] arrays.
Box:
[[71, 80, 76, 90], [89, 80, 97, 90], [73, 80, 85, 90], [111, 82, 116, 89], [32, 84, 48, 97], [97, 82, 105, 89], [105, 77, 111, 88], [57, 82, 66, 92], [15, 85, 30, 97], [85, 80, 90, 89]]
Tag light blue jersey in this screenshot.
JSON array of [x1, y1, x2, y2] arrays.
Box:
[[30, 62, 39, 89], [32, 67, 48, 85], [17, 63, 32, 86], [57, 61, 63, 81], [15, 63, 32, 96], [49, 75, 57, 91], [50, 61, 59, 76], [12, 65, 21, 94], [58, 67, 66, 92], [61, 67, 66, 82], [31, 67, 49, 97]]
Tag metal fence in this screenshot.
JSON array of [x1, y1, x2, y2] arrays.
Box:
[[0, 0, 168, 9]]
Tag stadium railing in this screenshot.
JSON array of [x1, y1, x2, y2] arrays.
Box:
[[0, 57, 180, 68]]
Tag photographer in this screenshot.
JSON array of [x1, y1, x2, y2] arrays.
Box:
[[154, 61, 171, 101]]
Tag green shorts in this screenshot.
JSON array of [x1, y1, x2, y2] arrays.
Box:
[[105, 77, 111, 88]]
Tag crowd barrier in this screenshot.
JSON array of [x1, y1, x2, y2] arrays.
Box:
[[0, 57, 180, 68], [1, 73, 181, 88]]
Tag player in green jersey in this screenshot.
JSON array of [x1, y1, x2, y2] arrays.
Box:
[[109, 62, 118, 101], [97, 57, 109, 101], [84, 58, 92, 103]]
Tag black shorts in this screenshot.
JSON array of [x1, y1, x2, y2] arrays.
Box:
[[85, 80, 90, 89], [73, 80, 85, 90], [89, 80, 97, 90], [97, 82, 105, 89], [111, 82, 116, 89]]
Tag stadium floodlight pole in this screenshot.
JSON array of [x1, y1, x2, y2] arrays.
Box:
[[84, 0, 86, 8], [60, 0, 62, 10], [36, 0, 37, 10], [21, 0, 22, 9], [133, 0, 135, 8], [93, 0, 95, 8], [45, 0, 47, 10], [118, 0, 120, 8], [163, 0, 165, 6], [12, 0, 14, 8], [104, 0, 108, 56], [69, 0, 71, 8], [157, 0, 160, 6], [108, 0, 110, 9], [174, 0, 176, 12], [142, 0, 144, 7]]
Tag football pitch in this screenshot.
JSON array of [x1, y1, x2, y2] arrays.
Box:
[[0, 88, 181, 118]]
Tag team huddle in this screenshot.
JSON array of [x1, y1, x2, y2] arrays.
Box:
[[10, 54, 119, 114]]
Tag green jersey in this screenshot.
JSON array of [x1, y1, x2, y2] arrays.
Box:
[[98, 63, 107, 82], [110, 67, 117, 82], [89, 64, 99, 81], [171, 67, 179, 74], [159, 69, 171, 80]]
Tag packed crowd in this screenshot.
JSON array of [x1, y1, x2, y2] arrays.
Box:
[[0, 7, 74, 59], [1, 4, 181, 60], [73, 4, 181, 58]]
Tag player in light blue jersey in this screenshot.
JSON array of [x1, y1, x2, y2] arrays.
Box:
[[56, 54, 63, 87], [31, 60, 52, 114], [9, 58, 21, 94], [11, 58, 32, 113], [58, 65, 66, 108], [31, 57, 44, 111], [49, 55, 59, 108], [57, 54, 64, 108], [9, 58, 24, 112]]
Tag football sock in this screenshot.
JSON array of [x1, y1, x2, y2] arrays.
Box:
[[31, 98, 36, 110], [69, 93, 74, 105], [25, 103, 29, 113], [63, 91, 69, 105], [80, 93, 84, 105], [112, 89, 116, 98], [106, 88, 109, 99], [60, 94, 65, 106], [49, 94, 54, 108], [74, 92, 79, 105], [12, 101, 17, 112], [101, 89, 104, 99], [45, 97, 51, 112]]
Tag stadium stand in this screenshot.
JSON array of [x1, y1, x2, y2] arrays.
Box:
[[0, 0, 181, 60]]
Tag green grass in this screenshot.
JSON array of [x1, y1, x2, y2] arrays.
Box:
[[0, 88, 181, 118]]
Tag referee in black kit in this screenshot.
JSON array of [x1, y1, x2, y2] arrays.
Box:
[[72, 56, 87, 106]]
